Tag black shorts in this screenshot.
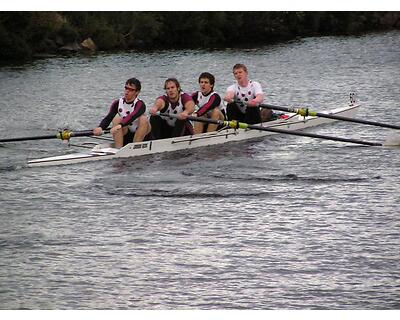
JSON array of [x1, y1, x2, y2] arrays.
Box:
[[226, 103, 261, 124], [149, 115, 194, 140], [122, 130, 151, 145]]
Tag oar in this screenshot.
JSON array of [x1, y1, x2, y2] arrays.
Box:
[[158, 112, 382, 146], [260, 103, 400, 130], [0, 128, 110, 143]]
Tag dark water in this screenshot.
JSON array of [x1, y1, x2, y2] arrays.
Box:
[[0, 31, 399, 309]]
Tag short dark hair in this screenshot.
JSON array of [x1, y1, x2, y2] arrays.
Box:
[[126, 78, 141, 92], [164, 78, 181, 92], [233, 63, 248, 73], [198, 72, 215, 87]]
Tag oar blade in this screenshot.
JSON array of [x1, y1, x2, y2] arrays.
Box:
[[383, 134, 400, 147]]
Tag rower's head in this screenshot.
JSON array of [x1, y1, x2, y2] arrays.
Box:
[[164, 78, 181, 101], [233, 63, 248, 73], [232, 63, 249, 85], [124, 78, 141, 102], [198, 72, 215, 95]]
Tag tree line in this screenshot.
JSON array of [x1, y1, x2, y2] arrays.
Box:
[[0, 12, 399, 61]]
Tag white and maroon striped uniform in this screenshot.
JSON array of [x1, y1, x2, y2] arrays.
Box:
[[159, 92, 193, 127], [99, 97, 146, 132], [191, 90, 224, 117]]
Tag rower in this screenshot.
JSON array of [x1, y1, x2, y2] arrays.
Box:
[[191, 72, 226, 134], [92, 78, 151, 148], [224, 63, 271, 124], [149, 78, 195, 139]]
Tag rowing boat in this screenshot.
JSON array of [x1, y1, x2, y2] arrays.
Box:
[[27, 103, 360, 167], [27, 102, 360, 167]]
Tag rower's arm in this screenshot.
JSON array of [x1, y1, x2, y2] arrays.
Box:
[[196, 94, 221, 117], [120, 100, 146, 127], [178, 95, 195, 120], [149, 98, 165, 115], [224, 90, 235, 103], [99, 100, 119, 129], [183, 99, 195, 114], [248, 93, 264, 107], [248, 82, 264, 107], [93, 100, 119, 135]]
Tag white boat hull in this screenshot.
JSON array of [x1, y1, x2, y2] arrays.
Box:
[[27, 104, 359, 167]]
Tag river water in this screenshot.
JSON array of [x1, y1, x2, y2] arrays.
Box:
[[0, 31, 399, 310]]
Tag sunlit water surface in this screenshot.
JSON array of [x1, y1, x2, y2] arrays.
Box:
[[0, 31, 399, 309]]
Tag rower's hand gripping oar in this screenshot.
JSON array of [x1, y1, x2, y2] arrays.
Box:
[[0, 128, 111, 143], [157, 112, 382, 147], [259, 103, 400, 130]]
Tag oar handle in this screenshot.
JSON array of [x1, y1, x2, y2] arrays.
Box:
[[69, 129, 111, 138]]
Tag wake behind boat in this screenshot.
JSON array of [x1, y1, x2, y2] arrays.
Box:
[[27, 102, 361, 167]]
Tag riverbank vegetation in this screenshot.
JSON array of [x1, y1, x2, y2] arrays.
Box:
[[0, 12, 399, 61]]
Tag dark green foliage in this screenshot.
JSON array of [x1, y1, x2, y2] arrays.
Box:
[[0, 25, 32, 60], [0, 11, 399, 62], [58, 23, 79, 44]]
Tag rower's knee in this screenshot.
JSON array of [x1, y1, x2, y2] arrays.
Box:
[[261, 109, 272, 122], [194, 122, 204, 134], [139, 115, 151, 133], [112, 116, 122, 126], [210, 108, 220, 119]]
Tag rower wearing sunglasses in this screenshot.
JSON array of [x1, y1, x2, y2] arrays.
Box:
[[93, 78, 151, 148]]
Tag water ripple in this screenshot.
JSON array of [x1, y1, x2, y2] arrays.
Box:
[[0, 31, 399, 310]]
